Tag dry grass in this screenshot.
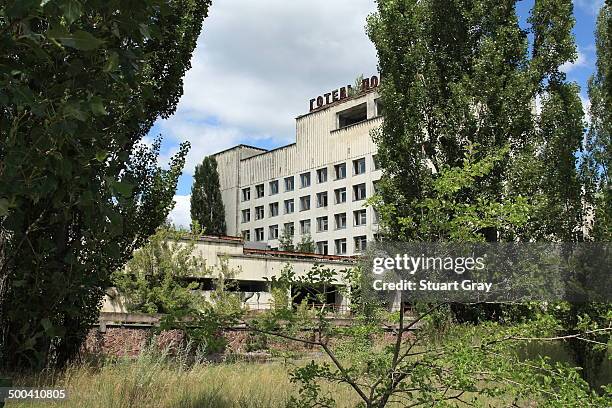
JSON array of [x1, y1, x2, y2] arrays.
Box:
[[4, 354, 361, 408]]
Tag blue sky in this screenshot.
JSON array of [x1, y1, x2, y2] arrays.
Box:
[[152, 0, 605, 228]]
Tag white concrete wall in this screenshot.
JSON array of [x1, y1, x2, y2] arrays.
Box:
[[217, 90, 383, 255], [214, 145, 266, 236], [101, 237, 354, 313]]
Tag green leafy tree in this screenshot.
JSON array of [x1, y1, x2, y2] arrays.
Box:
[[113, 227, 244, 355], [247, 154, 611, 407], [112, 228, 206, 314], [190, 156, 227, 235], [166, 256, 243, 355], [566, 3, 612, 388], [367, 0, 610, 389], [296, 234, 316, 253], [368, 144, 532, 243], [0, 0, 211, 370], [582, 3, 611, 241], [366, 0, 586, 243], [278, 229, 295, 252], [113, 230, 243, 354]]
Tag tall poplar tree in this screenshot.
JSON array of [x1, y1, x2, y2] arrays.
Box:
[[191, 156, 227, 235], [569, 3, 612, 385], [366, 0, 586, 242], [583, 3, 611, 240], [367, 0, 608, 384]]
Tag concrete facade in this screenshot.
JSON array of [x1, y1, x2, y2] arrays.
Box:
[[102, 235, 355, 313], [213, 86, 383, 256]]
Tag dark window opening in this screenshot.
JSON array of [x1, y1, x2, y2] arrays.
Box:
[[234, 280, 268, 293], [291, 284, 338, 307], [185, 278, 267, 296], [338, 103, 367, 129]]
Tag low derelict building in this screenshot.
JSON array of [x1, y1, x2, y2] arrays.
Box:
[[213, 75, 384, 256], [102, 235, 355, 313]]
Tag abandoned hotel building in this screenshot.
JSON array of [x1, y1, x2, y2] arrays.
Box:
[[214, 75, 383, 256], [104, 76, 384, 313]]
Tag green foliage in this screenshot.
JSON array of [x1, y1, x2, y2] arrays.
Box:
[[0, 0, 212, 369], [256, 265, 611, 407], [115, 236, 244, 355], [530, 82, 586, 241], [278, 229, 295, 251], [190, 156, 227, 235], [112, 228, 206, 314], [180, 258, 243, 354], [368, 143, 532, 242], [295, 234, 316, 253], [348, 74, 365, 98], [365, 2, 608, 385], [286, 361, 337, 408], [366, 0, 586, 243], [582, 4, 612, 241]]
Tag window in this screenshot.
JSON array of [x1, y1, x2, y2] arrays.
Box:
[[334, 187, 347, 204], [300, 195, 311, 211], [373, 180, 380, 194], [354, 209, 367, 226], [269, 202, 279, 217], [316, 167, 328, 183], [300, 219, 311, 234], [255, 227, 264, 242], [269, 180, 279, 195], [255, 205, 264, 220], [284, 222, 295, 236], [337, 103, 367, 129], [300, 172, 311, 188], [317, 216, 328, 232], [373, 154, 380, 170], [242, 209, 251, 223], [316, 191, 328, 208], [242, 187, 251, 202], [373, 209, 380, 224], [375, 98, 384, 117], [269, 225, 279, 240], [353, 183, 366, 201], [353, 158, 366, 175], [334, 163, 346, 180], [242, 230, 250, 241], [285, 176, 294, 191], [354, 236, 367, 252], [316, 241, 329, 255], [256, 184, 265, 198], [335, 238, 347, 255], [334, 213, 347, 230], [284, 199, 295, 214]]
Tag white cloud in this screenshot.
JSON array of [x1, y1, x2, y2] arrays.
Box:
[[580, 94, 592, 125], [168, 195, 191, 229], [560, 50, 588, 74], [156, 0, 378, 174], [534, 94, 542, 115]]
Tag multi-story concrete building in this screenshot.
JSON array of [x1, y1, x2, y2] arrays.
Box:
[[213, 76, 383, 256]]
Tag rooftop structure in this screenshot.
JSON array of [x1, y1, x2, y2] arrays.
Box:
[[213, 76, 383, 256]]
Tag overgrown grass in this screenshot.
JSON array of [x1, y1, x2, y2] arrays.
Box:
[[4, 353, 361, 408], [4, 334, 607, 407]]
